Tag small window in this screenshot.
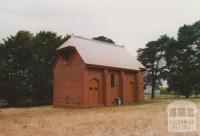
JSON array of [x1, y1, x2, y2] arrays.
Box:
[[111, 73, 115, 87], [94, 87, 98, 90], [62, 50, 73, 64]]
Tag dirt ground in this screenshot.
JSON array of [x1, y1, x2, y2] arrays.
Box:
[[0, 99, 200, 136]]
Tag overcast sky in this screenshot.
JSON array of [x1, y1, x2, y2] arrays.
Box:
[[0, 0, 200, 56]]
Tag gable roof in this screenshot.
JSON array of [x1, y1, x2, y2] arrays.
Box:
[[57, 35, 145, 71]]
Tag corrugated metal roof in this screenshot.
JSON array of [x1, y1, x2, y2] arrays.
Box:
[[57, 35, 145, 71]]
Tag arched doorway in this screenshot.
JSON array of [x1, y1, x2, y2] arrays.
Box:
[[88, 78, 100, 105], [127, 81, 136, 103]]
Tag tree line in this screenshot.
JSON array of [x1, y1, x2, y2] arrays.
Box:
[[0, 31, 70, 106], [137, 20, 200, 99]]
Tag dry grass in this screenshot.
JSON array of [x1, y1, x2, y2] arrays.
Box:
[[0, 99, 200, 136]]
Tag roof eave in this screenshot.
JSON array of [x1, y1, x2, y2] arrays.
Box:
[[139, 67, 146, 72], [85, 63, 140, 72]]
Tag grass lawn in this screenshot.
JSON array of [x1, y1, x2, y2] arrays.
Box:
[[0, 99, 200, 136]]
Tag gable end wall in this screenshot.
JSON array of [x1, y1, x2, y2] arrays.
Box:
[[53, 49, 86, 108]]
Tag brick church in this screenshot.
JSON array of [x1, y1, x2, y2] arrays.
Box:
[[53, 35, 145, 108]]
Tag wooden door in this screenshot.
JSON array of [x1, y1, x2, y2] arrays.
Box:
[[89, 79, 99, 105], [127, 81, 135, 103]]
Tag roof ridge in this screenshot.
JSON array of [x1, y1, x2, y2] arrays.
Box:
[[71, 34, 124, 48]]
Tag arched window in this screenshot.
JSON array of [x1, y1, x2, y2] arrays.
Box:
[[111, 73, 115, 87], [62, 49, 74, 65]]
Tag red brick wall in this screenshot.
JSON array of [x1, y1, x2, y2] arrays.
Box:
[[84, 68, 144, 106], [136, 71, 144, 102], [106, 70, 121, 105], [53, 48, 86, 108]]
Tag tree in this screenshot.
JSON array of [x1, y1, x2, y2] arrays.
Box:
[[30, 31, 67, 103], [166, 21, 200, 98], [92, 36, 115, 44], [137, 35, 172, 99], [0, 31, 33, 105], [0, 30, 67, 106]]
